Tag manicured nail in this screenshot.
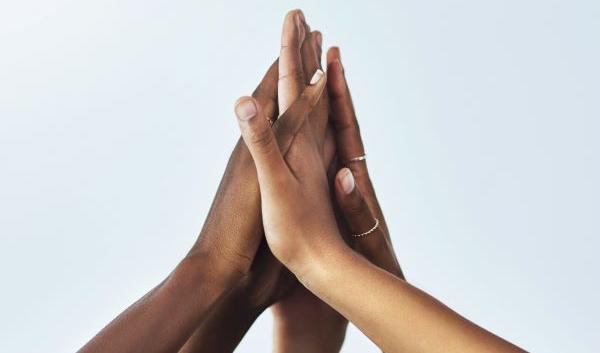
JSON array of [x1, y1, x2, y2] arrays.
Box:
[[310, 69, 324, 85], [340, 168, 355, 194], [235, 99, 257, 121]]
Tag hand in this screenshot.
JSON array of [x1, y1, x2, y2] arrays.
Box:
[[79, 10, 324, 353], [186, 9, 332, 306], [179, 10, 332, 353], [327, 47, 404, 280], [271, 46, 410, 353], [238, 45, 524, 353], [265, 11, 349, 353], [235, 63, 339, 275]]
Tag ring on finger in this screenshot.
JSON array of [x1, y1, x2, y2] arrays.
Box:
[[345, 154, 366, 164], [351, 217, 379, 238]]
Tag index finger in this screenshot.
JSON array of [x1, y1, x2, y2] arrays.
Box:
[[273, 69, 326, 156], [278, 10, 306, 114], [326, 47, 387, 234], [326, 47, 366, 173]]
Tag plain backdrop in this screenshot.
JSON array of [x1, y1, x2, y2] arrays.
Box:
[[1, 1, 599, 352]]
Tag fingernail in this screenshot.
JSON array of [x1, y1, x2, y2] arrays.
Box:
[[235, 99, 257, 121], [310, 69, 324, 85], [340, 168, 355, 194]]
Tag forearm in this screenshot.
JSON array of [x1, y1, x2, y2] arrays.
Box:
[[78, 255, 229, 353], [299, 244, 525, 353], [190, 138, 262, 273], [178, 282, 264, 353], [273, 312, 347, 353]]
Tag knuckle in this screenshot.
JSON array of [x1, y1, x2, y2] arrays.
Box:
[[345, 198, 367, 216], [348, 163, 369, 179], [247, 125, 275, 150], [278, 67, 304, 82], [334, 116, 358, 133]]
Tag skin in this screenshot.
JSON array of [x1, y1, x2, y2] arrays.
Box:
[[235, 45, 528, 353], [179, 12, 405, 353], [81, 9, 522, 353], [79, 10, 346, 353], [179, 10, 341, 353]]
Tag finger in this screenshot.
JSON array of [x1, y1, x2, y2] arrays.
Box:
[[334, 167, 378, 238], [313, 31, 323, 65], [273, 69, 326, 156], [327, 47, 385, 225], [279, 9, 306, 114], [305, 29, 329, 148], [326, 47, 366, 175], [301, 29, 320, 83], [334, 168, 403, 278], [322, 125, 336, 168], [252, 59, 279, 122], [235, 97, 289, 185]]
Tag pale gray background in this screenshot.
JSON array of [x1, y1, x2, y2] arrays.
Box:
[[1, 1, 598, 352]]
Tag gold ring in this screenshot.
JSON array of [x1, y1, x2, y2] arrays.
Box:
[[345, 154, 366, 164], [351, 218, 379, 238]]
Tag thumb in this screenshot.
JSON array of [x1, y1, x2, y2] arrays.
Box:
[[235, 97, 288, 185], [334, 167, 404, 277], [334, 167, 379, 238]]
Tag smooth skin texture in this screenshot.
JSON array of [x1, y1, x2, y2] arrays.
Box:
[[78, 56, 322, 353], [179, 10, 347, 353], [80, 9, 524, 353], [79, 10, 350, 353], [235, 45, 527, 353]]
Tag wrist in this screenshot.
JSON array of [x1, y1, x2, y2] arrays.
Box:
[[174, 252, 235, 300], [185, 238, 254, 289], [290, 233, 350, 285]]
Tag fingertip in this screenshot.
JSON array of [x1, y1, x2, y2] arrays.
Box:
[[313, 30, 323, 48], [311, 31, 323, 65], [235, 96, 258, 121], [326, 47, 344, 81], [285, 8, 304, 22], [283, 9, 306, 46], [327, 46, 341, 64], [293, 8, 306, 23]]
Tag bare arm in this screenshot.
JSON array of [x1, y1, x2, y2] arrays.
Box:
[[233, 43, 526, 353], [300, 244, 525, 353], [77, 255, 231, 353]]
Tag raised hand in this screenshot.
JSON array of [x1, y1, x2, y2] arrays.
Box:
[[327, 47, 404, 279], [237, 41, 525, 353], [270, 15, 349, 353], [179, 10, 334, 353], [235, 68, 337, 273]]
